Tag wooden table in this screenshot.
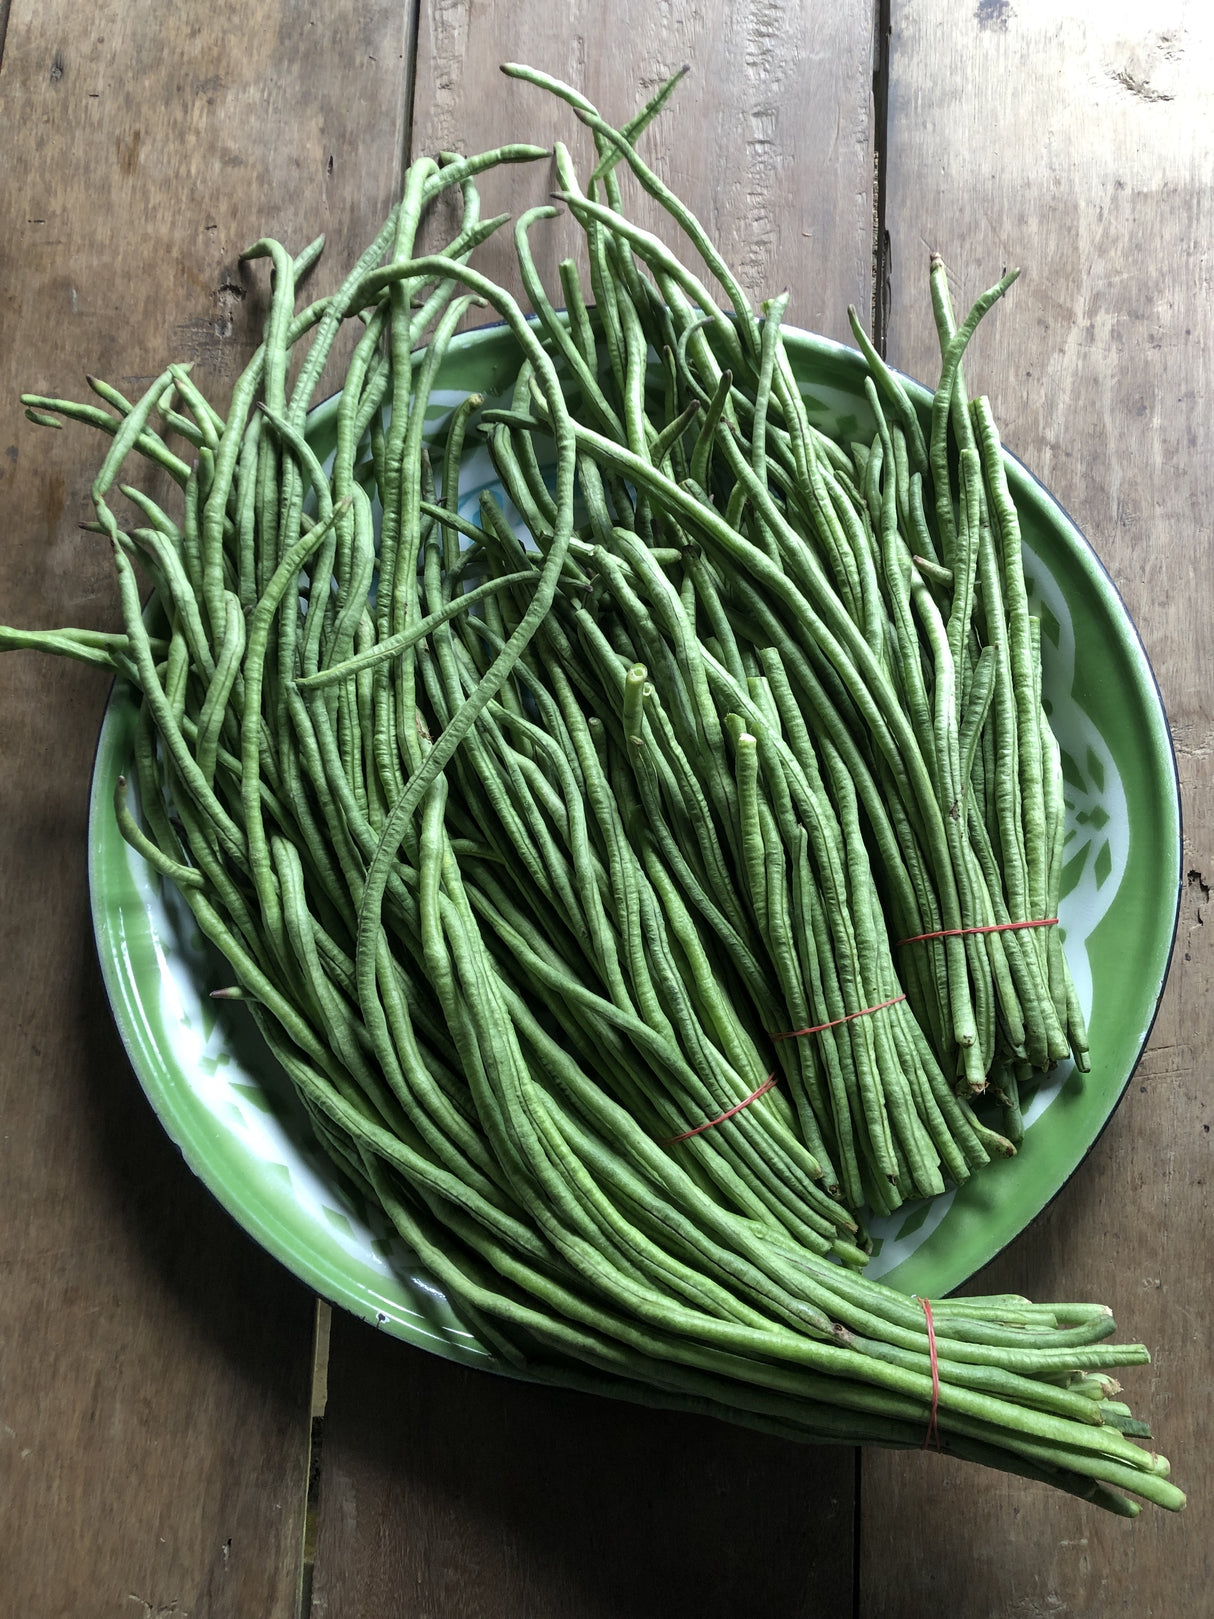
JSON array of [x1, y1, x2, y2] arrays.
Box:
[[2, 2, 1209, 1612]]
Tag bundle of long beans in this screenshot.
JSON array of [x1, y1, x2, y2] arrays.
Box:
[[1, 67, 1182, 1514]]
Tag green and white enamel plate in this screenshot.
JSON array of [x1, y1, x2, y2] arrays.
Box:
[[88, 323, 1181, 1368]]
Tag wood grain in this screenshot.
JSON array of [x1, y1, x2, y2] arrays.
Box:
[[310, 3, 877, 1611], [311, 1315, 854, 1619], [409, 0, 877, 344], [11, 1, 1207, 1611], [865, 2, 1213, 1610], [0, 1, 412, 1612]]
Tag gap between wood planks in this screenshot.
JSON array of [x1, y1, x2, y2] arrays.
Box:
[[296, 1299, 332, 1619], [394, 0, 425, 203], [872, 0, 892, 356]]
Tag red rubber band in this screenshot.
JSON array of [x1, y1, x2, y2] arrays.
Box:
[[664, 994, 909, 1145], [770, 994, 907, 1044], [897, 918, 1059, 946], [662, 1074, 779, 1145], [917, 1297, 942, 1451]]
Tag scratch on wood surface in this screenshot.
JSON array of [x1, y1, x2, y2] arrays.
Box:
[[0, 1234, 113, 1266], [40, 471, 65, 543], [1004, 1592, 1066, 1617], [1110, 66, 1175, 102], [1183, 867, 1208, 944], [1135, 1041, 1196, 1080], [1172, 732, 1214, 760], [1106, 28, 1184, 102], [169, 277, 249, 372], [117, 128, 142, 177]]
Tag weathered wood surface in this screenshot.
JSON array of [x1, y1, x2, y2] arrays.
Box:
[[311, 1316, 853, 1618], [2, 0, 1210, 1614], [864, 2, 1212, 1612], [0, 1, 409, 1612], [410, 0, 877, 346]]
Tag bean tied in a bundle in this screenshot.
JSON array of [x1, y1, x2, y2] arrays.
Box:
[[1, 65, 1181, 1515]]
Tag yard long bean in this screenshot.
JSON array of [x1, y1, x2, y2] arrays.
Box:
[[0, 89, 1179, 1516]]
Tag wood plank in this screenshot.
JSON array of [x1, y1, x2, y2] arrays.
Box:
[[410, 0, 877, 345], [865, 2, 1213, 1608], [311, 1315, 854, 1619], [0, 2, 412, 1612], [311, 2, 877, 1611]]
